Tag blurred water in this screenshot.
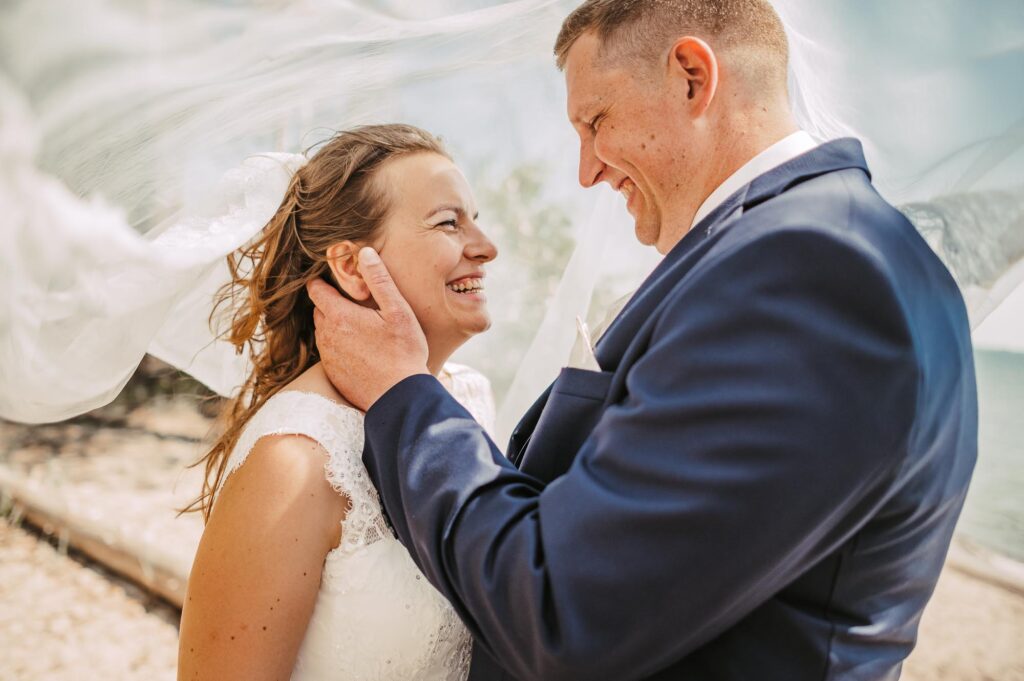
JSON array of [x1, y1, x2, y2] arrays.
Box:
[[958, 350, 1024, 561]]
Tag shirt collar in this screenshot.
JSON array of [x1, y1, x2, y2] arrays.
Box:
[[690, 130, 818, 229]]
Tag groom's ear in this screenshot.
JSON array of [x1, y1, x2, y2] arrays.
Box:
[[669, 36, 718, 116], [325, 241, 372, 302]]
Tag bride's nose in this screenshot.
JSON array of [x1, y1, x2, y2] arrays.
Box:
[[465, 225, 498, 263]]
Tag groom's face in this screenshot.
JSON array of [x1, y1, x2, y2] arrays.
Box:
[[564, 32, 693, 254]]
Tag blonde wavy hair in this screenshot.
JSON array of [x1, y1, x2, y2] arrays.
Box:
[[183, 124, 449, 521]]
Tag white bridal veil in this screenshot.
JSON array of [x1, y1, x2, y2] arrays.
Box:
[[1, 0, 1022, 442]]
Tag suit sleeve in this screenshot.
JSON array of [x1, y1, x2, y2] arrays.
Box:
[[362, 228, 919, 681]]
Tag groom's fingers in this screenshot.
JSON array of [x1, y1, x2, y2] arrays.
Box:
[[306, 278, 345, 316], [306, 251, 414, 333], [356, 247, 413, 321]]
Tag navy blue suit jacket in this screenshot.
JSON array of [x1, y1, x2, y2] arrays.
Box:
[[362, 140, 977, 680]]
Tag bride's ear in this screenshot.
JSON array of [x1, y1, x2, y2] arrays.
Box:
[[325, 241, 371, 302]]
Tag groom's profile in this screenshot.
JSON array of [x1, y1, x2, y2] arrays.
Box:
[[308, 0, 978, 679]]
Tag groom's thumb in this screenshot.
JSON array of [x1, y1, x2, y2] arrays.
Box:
[[357, 247, 411, 319]]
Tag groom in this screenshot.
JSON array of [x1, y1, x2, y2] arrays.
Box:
[[308, 1, 977, 679]]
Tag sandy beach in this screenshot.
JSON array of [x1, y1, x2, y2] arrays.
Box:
[[905, 558, 1024, 681], [3, 515, 1020, 681], [0, 519, 179, 681]]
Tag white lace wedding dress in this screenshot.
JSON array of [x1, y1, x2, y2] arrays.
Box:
[[218, 363, 495, 681]]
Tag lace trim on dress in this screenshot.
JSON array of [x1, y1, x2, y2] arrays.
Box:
[[445, 362, 496, 436], [220, 390, 392, 555]]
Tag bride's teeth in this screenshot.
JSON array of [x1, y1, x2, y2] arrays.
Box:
[[447, 278, 483, 293]]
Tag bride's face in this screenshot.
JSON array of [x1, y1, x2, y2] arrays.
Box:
[[373, 152, 498, 348]]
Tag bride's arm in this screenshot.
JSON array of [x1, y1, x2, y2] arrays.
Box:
[[178, 435, 347, 681]]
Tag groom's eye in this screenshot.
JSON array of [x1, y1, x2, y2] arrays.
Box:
[[436, 219, 459, 230]]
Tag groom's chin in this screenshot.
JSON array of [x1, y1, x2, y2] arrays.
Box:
[[633, 219, 660, 248]]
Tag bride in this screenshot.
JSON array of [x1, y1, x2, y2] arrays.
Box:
[[176, 123, 496, 681]]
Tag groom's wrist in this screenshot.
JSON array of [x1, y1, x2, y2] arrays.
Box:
[[363, 373, 446, 482], [366, 372, 441, 419]]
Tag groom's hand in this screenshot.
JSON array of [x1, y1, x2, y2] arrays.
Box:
[[307, 247, 429, 411]]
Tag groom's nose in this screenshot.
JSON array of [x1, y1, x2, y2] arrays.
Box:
[[578, 139, 606, 188], [579, 140, 627, 191]]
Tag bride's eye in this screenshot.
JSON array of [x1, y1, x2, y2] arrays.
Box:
[[436, 219, 459, 231]]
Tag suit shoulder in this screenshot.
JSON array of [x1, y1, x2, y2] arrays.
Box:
[[676, 219, 915, 351], [714, 218, 895, 287], [719, 171, 914, 283]]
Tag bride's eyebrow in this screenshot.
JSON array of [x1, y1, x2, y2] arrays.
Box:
[[425, 205, 480, 221]]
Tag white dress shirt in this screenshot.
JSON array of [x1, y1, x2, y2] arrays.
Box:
[[691, 130, 819, 229]]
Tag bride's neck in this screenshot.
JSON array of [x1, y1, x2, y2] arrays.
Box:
[[426, 348, 452, 379], [426, 336, 465, 379]]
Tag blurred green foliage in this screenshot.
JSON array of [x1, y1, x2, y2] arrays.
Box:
[[458, 162, 576, 398]]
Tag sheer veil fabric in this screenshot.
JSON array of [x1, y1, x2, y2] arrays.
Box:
[[0, 0, 1021, 437]]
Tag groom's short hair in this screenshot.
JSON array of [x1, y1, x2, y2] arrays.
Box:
[[555, 0, 789, 91]]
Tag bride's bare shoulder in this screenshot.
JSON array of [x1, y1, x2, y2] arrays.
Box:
[[281, 362, 354, 408], [204, 364, 352, 552]]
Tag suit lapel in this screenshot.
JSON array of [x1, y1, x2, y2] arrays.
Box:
[[504, 197, 744, 473], [594, 191, 747, 373], [504, 138, 871, 475], [507, 384, 552, 467], [595, 138, 870, 372]]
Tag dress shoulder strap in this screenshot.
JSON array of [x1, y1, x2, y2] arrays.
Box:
[[223, 391, 391, 553], [226, 391, 362, 473]]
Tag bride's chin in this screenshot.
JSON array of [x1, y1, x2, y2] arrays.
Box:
[[428, 315, 491, 347], [459, 314, 492, 336]]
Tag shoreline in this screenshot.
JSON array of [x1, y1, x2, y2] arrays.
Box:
[[946, 536, 1024, 598]]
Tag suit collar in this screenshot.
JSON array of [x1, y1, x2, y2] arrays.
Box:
[[653, 138, 870, 276], [691, 131, 818, 229], [742, 137, 870, 211]]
